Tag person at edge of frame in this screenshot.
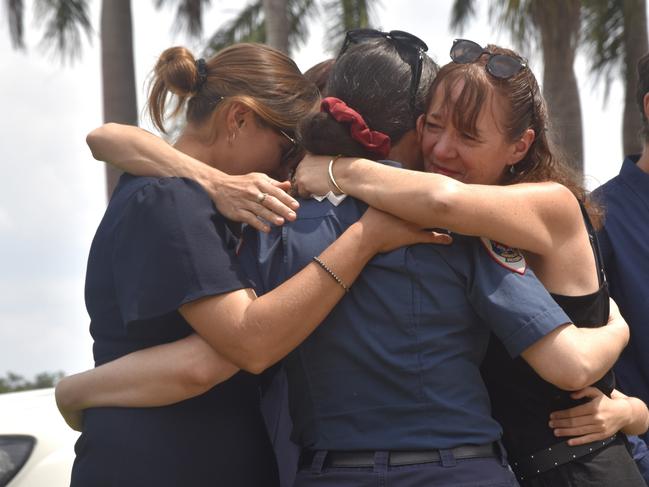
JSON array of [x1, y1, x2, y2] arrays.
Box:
[[593, 51, 649, 484]]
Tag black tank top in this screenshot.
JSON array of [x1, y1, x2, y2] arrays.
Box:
[[480, 202, 615, 458]]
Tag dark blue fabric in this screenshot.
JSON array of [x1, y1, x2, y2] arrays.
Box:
[[594, 156, 649, 444], [293, 454, 519, 487], [627, 435, 649, 486], [260, 366, 300, 487], [240, 181, 570, 455], [72, 174, 278, 487]]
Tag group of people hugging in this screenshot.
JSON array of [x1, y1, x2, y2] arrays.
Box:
[[55, 28, 649, 487]]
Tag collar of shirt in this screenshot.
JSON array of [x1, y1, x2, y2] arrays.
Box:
[[311, 192, 347, 206], [620, 155, 649, 209]]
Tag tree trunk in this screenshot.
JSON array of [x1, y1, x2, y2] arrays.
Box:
[[262, 0, 289, 53], [622, 0, 648, 156], [534, 0, 584, 176], [100, 0, 138, 199]]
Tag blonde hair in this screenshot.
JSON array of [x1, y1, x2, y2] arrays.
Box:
[[147, 43, 320, 138]]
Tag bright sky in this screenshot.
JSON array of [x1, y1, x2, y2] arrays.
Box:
[[0, 0, 632, 378]]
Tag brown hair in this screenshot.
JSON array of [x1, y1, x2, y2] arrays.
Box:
[[147, 43, 320, 140], [428, 45, 602, 227], [304, 59, 335, 94]]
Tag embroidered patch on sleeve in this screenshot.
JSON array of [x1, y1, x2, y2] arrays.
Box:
[[480, 237, 526, 274]]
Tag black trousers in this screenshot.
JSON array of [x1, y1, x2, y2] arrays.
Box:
[[521, 435, 646, 487]]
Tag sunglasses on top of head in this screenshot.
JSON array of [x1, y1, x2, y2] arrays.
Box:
[[339, 29, 429, 111], [450, 39, 527, 80]]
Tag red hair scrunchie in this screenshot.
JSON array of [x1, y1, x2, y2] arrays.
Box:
[[320, 97, 391, 159]]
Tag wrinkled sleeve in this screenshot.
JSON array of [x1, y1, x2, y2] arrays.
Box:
[[112, 177, 251, 328], [468, 241, 571, 357]]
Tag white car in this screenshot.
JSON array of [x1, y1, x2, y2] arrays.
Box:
[[0, 388, 79, 487]]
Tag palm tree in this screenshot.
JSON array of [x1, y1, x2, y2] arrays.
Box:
[[4, 0, 93, 61], [262, 0, 290, 53], [206, 0, 374, 56], [582, 0, 648, 156], [100, 0, 138, 197], [4, 0, 209, 197], [99, 0, 210, 197], [451, 0, 585, 175]]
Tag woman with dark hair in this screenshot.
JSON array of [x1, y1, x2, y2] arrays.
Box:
[[60, 32, 632, 487], [294, 40, 649, 486], [61, 42, 442, 487]]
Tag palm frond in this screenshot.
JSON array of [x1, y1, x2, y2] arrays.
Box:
[[489, 0, 534, 47], [33, 0, 93, 64], [154, 0, 211, 38], [322, 0, 379, 54], [581, 0, 625, 100], [449, 0, 476, 33], [286, 0, 317, 52], [5, 0, 25, 49], [204, 1, 265, 55]]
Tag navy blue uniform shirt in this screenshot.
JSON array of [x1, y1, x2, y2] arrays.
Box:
[[72, 174, 278, 487], [240, 174, 571, 452], [595, 156, 649, 409]]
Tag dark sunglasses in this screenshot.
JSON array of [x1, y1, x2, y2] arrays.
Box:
[[278, 129, 304, 168], [340, 29, 429, 111], [450, 39, 527, 79]]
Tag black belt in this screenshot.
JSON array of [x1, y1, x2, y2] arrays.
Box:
[[299, 443, 499, 468], [510, 433, 619, 481]]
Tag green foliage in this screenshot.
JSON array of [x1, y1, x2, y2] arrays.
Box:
[[322, 0, 375, 53], [33, 0, 93, 64], [5, 0, 25, 49], [154, 0, 211, 38], [581, 0, 625, 99], [0, 371, 65, 394], [450, 0, 539, 53], [4, 0, 207, 65], [206, 0, 377, 56], [450, 0, 642, 96], [205, 1, 265, 54]]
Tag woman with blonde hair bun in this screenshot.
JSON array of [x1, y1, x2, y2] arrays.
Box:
[[62, 43, 441, 487]]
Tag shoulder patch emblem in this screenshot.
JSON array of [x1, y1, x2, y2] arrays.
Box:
[[480, 237, 526, 275]]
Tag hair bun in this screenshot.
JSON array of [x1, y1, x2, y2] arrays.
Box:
[[154, 46, 202, 96]]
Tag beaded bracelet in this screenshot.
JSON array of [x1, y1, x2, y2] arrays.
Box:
[[327, 155, 345, 195], [312, 256, 350, 293]]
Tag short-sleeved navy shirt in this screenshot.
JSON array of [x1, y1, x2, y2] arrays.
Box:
[[595, 156, 649, 440], [71, 174, 278, 487], [240, 168, 571, 451]]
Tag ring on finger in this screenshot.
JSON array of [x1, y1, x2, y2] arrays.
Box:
[[256, 192, 267, 203]]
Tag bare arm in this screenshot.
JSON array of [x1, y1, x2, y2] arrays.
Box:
[[55, 334, 235, 430], [548, 387, 649, 445], [55, 209, 449, 430], [294, 155, 580, 256], [87, 123, 299, 232], [181, 208, 450, 374], [521, 300, 629, 391]]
